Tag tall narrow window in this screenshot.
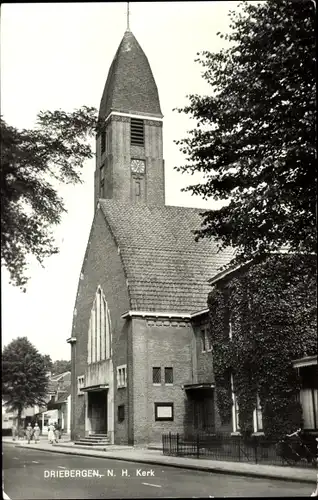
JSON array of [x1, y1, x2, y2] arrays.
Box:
[[200, 327, 211, 352], [201, 329, 206, 352], [253, 394, 263, 432], [88, 316, 92, 364], [101, 127, 106, 154], [229, 318, 233, 340], [100, 164, 105, 198], [231, 373, 240, 432], [96, 289, 101, 361], [87, 287, 111, 364], [130, 118, 144, 146]]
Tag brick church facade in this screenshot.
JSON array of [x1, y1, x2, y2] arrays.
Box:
[[68, 28, 234, 445]]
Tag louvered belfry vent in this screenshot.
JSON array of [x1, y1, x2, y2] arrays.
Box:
[[131, 118, 144, 146]]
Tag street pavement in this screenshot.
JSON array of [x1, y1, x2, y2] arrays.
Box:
[[3, 443, 315, 499]]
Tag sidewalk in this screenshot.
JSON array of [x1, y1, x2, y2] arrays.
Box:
[[3, 437, 317, 485]]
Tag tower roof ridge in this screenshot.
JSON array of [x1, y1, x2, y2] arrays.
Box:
[[98, 30, 163, 120]]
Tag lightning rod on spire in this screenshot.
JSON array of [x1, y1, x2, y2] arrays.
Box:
[[127, 2, 130, 31]]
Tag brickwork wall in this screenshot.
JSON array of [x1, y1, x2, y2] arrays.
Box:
[[94, 115, 164, 207], [71, 208, 131, 442], [192, 315, 232, 435], [192, 317, 215, 385], [132, 317, 195, 444]]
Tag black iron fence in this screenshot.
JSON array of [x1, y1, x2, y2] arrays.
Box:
[[162, 432, 317, 468]]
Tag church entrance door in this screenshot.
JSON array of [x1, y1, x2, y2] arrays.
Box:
[[87, 390, 108, 434]]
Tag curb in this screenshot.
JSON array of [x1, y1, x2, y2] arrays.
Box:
[[11, 444, 317, 485]]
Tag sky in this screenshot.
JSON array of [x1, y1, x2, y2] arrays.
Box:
[[1, 1, 239, 361]]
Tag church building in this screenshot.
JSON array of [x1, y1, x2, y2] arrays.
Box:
[[68, 27, 233, 445]]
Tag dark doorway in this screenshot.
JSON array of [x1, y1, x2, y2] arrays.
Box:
[[87, 390, 107, 434], [186, 389, 215, 434]]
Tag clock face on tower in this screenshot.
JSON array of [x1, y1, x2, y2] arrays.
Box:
[[131, 159, 145, 174]]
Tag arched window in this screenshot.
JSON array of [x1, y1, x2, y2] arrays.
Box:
[[88, 287, 110, 364]]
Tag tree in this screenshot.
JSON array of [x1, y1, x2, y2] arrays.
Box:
[[42, 354, 53, 372], [1, 106, 98, 290], [51, 359, 71, 375], [2, 337, 50, 431], [175, 0, 316, 264]]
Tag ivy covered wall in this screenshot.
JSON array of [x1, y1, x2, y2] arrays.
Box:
[[208, 254, 317, 440]]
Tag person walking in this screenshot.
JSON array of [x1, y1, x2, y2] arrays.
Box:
[[47, 423, 55, 444], [54, 422, 60, 443], [33, 422, 40, 443], [25, 423, 33, 444]]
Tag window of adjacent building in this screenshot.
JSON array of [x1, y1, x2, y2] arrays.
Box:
[[77, 375, 85, 396], [154, 403, 174, 421], [164, 367, 173, 385], [152, 367, 161, 385], [231, 373, 240, 432], [229, 318, 233, 340], [298, 365, 318, 430], [253, 394, 263, 433], [88, 287, 111, 364], [118, 405, 125, 422], [117, 365, 127, 389], [130, 118, 144, 146], [201, 327, 212, 352]]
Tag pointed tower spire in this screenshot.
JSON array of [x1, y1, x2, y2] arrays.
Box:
[[126, 2, 130, 32]]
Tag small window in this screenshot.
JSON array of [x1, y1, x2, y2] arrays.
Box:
[[152, 367, 161, 385], [117, 365, 127, 389], [164, 367, 173, 385], [101, 127, 106, 154], [118, 405, 125, 422], [130, 118, 144, 146], [77, 375, 85, 396], [154, 403, 174, 421]]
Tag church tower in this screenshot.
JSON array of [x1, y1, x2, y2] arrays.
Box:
[[95, 27, 165, 208]]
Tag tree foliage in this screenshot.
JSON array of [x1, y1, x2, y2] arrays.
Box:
[[51, 359, 71, 375], [2, 337, 50, 428], [1, 106, 98, 289], [208, 254, 317, 440], [42, 354, 53, 372], [175, 0, 316, 263]]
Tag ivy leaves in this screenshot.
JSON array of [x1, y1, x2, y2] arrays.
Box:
[[208, 254, 316, 439]]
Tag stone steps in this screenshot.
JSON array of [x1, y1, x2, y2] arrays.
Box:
[[74, 433, 110, 446]]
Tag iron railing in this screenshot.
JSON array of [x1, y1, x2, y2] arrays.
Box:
[[162, 432, 317, 468]]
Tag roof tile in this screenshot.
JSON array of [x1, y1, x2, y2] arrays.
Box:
[[100, 201, 234, 313]]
